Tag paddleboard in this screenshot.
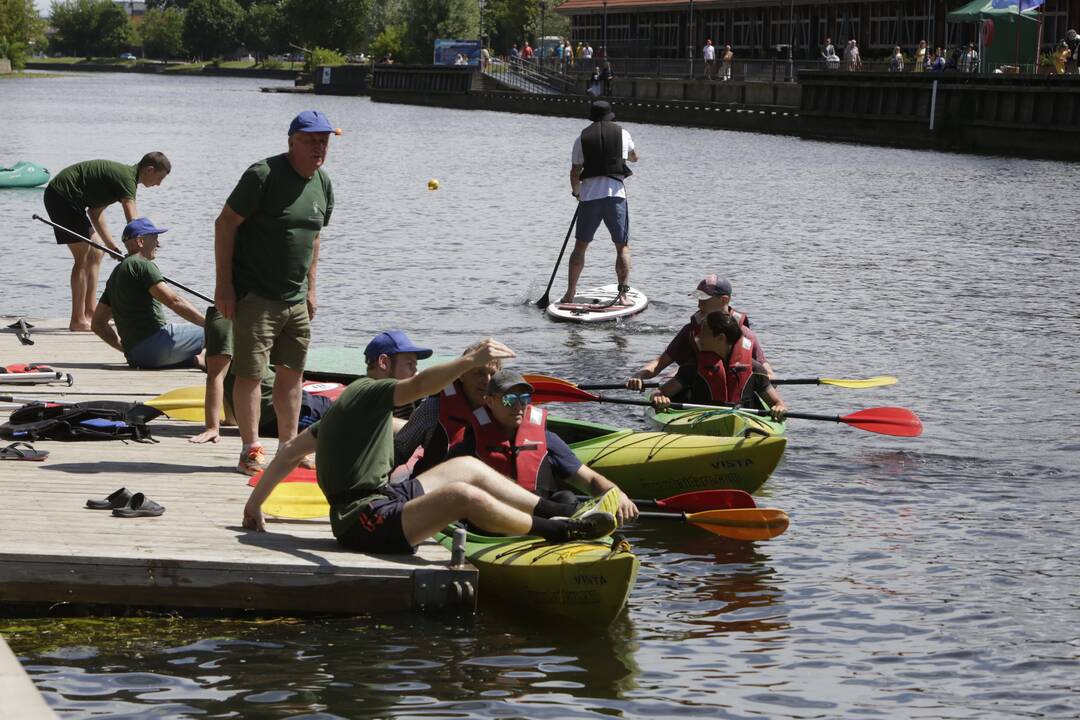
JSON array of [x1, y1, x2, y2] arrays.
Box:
[[546, 284, 648, 323]]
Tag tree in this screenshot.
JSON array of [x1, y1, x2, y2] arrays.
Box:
[[283, 0, 370, 53], [242, 2, 285, 59], [399, 0, 478, 62], [182, 0, 242, 59], [1, 0, 45, 67], [140, 7, 185, 59], [50, 0, 135, 57]]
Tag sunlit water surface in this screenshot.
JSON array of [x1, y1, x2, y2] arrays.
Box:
[[1, 72, 1078, 718]]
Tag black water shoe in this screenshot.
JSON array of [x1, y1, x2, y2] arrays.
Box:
[[564, 511, 617, 541]]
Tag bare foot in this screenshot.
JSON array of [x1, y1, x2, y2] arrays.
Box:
[[69, 322, 93, 332], [189, 429, 220, 444], [558, 292, 576, 304], [298, 454, 316, 470]]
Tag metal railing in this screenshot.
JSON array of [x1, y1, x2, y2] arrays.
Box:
[[484, 57, 577, 94]]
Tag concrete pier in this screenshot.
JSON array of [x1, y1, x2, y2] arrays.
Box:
[[0, 635, 56, 719], [0, 318, 476, 616]]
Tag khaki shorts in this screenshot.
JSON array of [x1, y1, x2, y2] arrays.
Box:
[[203, 306, 233, 358], [232, 294, 310, 378]]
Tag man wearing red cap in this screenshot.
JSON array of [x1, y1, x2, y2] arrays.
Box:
[[627, 275, 772, 390], [213, 110, 336, 475]]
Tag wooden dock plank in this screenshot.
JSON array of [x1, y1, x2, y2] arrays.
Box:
[[0, 318, 476, 615], [0, 636, 56, 719]]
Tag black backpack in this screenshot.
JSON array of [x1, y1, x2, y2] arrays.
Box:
[[0, 400, 161, 443]]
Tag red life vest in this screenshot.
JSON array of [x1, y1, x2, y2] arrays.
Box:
[[436, 381, 474, 451], [472, 405, 549, 493], [694, 336, 755, 404]]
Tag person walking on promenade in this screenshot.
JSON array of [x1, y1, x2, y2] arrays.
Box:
[[721, 44, 734, 80], [523, 42, 533, 60], [241, 338, 618, 551], [43, 152, 171, 332], [91, 217, 205, 369], [562, 100, 639, 307], [914, 40, 927, 72], [961, 43, 979, 73], [1053, 40, 1071, 74], [703, 39, 716, 80], [583, 43, 593, 61], [851, 40, 863, 70], [214, 110, 335, 476], [1066, 30, 1079, 73], [890, 46, 904, 72]]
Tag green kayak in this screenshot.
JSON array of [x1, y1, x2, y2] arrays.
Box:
[[435, 490, 638, 627], [645, 406, 787, 438], [0, 161, 50, 188], [550, 414, 786, 497]]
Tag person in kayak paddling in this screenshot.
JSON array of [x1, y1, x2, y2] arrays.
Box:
[[214, 110, 335, 476], [242, 337, 618, 552], [648, 311, 788, 420], [189, 307, 332, 447], [44, 152, 171, 332], [91, 217, 206, 369], [445, 370, 639, 526], [627, 275, 773, 390], [560, 100, 639, 307], [393, 339, 503, 475]]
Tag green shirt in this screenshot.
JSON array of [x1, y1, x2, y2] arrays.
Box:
[[226, 153, 333, 304], [313, 377, 396, 540], [100, 254, 167, 354], [49, 160, 138, 209]]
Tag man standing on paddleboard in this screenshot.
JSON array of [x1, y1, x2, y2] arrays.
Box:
[[213, 110, 335, 476], [562, 100, 638, 307]]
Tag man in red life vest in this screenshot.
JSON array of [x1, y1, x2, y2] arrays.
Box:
[[627, 275, 773, 390], [649, 311, 787, 419], [448, 370, 639, 526]]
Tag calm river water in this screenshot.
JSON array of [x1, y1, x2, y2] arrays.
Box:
[[1, 72, 1079, 718]]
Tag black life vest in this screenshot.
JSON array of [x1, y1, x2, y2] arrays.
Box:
[[579, 121, 633, 181], [0, 400, 159, 442]]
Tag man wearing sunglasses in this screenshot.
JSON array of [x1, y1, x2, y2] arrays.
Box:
[[242, 337, 618, 553], [447, 370, 639, 526]]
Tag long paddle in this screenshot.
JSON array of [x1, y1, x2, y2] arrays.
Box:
[[529, 379, 923, 437], [525, 373, 898, 391], [32, 214, 214, 305], [577, 489, 758, 511], [636, 508, 790, 541], [535, 206, 580, 309]]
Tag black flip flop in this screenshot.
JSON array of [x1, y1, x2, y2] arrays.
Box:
[[112, 492, 165, 518], [86, 487, 133, 510], [0, 442, 49, 461]]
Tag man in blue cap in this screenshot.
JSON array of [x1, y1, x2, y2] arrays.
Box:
[[212, 110, 336, 475], [364, 330, 435, 423], [91, 217, 206, 369]]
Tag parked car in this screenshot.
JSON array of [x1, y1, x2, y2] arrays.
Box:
[[119, 52, 136, 61]]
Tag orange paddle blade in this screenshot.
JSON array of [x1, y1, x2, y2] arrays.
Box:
[[687, 508, 790, 541]]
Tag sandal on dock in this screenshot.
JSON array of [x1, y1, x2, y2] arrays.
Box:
[[0, 441, 49, 461], [86, 487, 133, 509], [112, 493, 165, 518]]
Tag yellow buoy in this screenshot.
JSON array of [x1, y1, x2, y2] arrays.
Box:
[[427, 179, 440, 191], [333, 128, 344, 136]]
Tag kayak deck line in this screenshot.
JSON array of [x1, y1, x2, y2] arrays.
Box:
[[0, 318, 477, 618]]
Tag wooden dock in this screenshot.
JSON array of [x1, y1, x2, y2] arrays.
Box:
[[0, 318, 476, 615], [0, 635, 56, 718]]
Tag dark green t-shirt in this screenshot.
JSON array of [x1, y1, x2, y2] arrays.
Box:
[[313, 377, 396, 540], [100, 254, 167, 353], [226, 153, 333, 304], [49, 160, 138, 209]]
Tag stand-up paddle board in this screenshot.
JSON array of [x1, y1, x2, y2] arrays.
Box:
[[546, 284, 648, 323]]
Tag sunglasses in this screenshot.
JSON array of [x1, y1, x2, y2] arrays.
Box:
[[500, 392, 532, 407]]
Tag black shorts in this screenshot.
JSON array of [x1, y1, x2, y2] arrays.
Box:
[[337, 477, 425, 555], [42, 186, 92, 245]]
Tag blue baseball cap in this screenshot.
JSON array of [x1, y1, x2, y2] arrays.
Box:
[[122, 217, 169, 241], [364, 330, 433, 364], [288, 110, 334, 135]]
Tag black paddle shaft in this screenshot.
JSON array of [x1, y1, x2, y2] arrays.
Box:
[[536, 206, 581, 309], [32, 214, 214, 305]]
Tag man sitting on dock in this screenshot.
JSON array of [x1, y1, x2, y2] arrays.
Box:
[[648, 311, 787, 420], [91, 217, 206, 369], [626, 275, 772, 390], [242, 337, 617, 553]]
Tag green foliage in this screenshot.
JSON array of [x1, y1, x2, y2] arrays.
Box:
[[283, 0, 370, 53], [0, 0, 45, 66], [182, 0, 242, 59], [261, 55, 283, 69], [140, 7, 186, 59], [50, 0, 135, 58], [304, 45, 345, 72], [242, 2, 286, 59], [370, 21, 406, 60]]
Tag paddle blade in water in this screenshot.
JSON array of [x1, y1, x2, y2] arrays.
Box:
[[689, 508, 790, 541], [840, 407, 923, 437], [821, 375, 898, 389], [655, 490, 757, 512]]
